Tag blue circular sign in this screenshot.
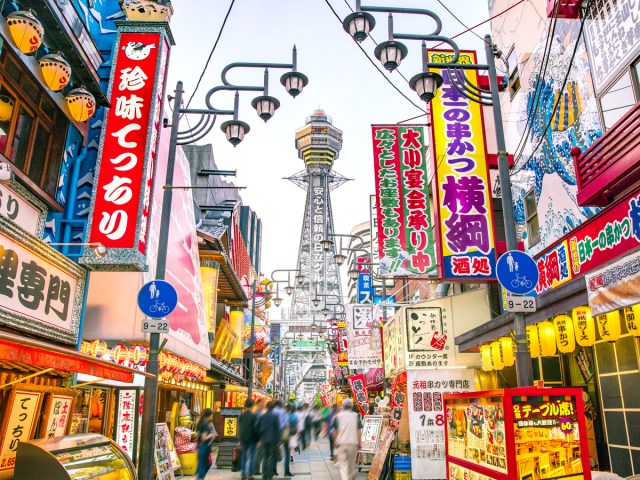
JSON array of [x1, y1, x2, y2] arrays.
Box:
[[496, 250, 539, 295], [137, 280, 178, 318]]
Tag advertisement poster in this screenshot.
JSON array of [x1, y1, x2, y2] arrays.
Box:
[[154, 423, 178, 479], [360, 416, 383, 453], [41, 394, 73, 439], [347, 374, 369, 415], [428, 50, 497, 282], [346, 304, 382, 369], [404, 300, 455, 368], [408, 370, 475, 479], [114, 390, 137, 458], [382, 312, 406, 377], [0, 390, 42, 474], [368, 427, 396, 480], [585, 249, 640, 315], [372, 124, 437, 277]]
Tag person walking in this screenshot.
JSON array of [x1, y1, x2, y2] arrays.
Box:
[[325, 404, 339, 460], [255, 401, 282, 480], [239, 399, 258, 480], [252, 398, 267, 477], [283, 404, 298, 477], [195, 408, 217, 480], [333, 399, 362, 480], [296, 405, 307, 451]]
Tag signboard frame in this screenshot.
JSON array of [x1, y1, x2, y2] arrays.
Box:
[[360, 415, 383, 453]]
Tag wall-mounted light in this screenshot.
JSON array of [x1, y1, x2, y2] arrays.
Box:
[[66, 86, 96, 123], [6, 10, 44, 55], [39, 53, 72, 92], [0, 96, 14, 122]]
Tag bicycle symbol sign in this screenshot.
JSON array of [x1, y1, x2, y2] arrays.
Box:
[[496, 250, 539, 295], [137, 279, 178, 318]]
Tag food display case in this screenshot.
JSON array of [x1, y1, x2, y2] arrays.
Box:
[[14, 433, 136, 480], [444, 387, 591, 480]]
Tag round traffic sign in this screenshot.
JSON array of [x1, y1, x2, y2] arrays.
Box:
[[137, 279, 178, 319], [496, 250, 539, 295]]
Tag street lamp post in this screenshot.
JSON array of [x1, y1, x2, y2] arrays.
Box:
[[342, 3, 533, 387], [137, 52, 309, 480]]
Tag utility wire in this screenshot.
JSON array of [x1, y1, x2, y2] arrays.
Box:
[[436, 0, 485, 42], [185, 0, 236, 109]]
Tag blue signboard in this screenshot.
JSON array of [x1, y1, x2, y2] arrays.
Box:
[[357, 273, 374, 303], [137, 279, 178, 318], [496, 250, 539, 295]]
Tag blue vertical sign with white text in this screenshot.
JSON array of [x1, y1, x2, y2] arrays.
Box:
[[357, 273, 374, 303]]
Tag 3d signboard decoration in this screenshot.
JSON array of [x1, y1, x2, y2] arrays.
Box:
[[372, 125, 436, 277], [428, 50, 497, 282], [81, 22, 172, 271]]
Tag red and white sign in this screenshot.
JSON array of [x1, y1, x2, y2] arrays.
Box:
[[115, 389, 137, 457], [88, 30, 169, 262], [348, 373, 369, 415]]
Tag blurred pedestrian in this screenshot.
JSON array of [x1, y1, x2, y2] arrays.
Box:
[[256, 401, 282, 480], [325, 404, 339, 460], [311, 406, 322, 439], [195, 408, 217, 480], [303, 404, 312, 447], [283, 404, 298, 476], [239, 399, 258, 480], [296, 405, 308, 450], [253, 398, 267, 476], [333, 399, 362, 480]]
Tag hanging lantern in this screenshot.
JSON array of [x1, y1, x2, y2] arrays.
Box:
[[129, 345, 148, 366], [572, 306, 596, 347], [111, 343, 128, 365], [526, 325, 540, 358], [6, 10, 44, 55], [490, 341, 504, 370], [159, 351, 169, 371], [90, 339, 108, 358], [0, 96, 15, 122], [553, 314, 576, 354], [538, 321, 557, 357], [39, 53, 71, 91], [499, 336, 515, 367], [596, 310, 621, 342], [66, 86, 96, 122], [80, 340, 90, 355], [480, 344, 493, 371], [623, 305, 640, 336]]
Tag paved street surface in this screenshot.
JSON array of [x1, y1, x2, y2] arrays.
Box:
[[183, 436, 369, 480]]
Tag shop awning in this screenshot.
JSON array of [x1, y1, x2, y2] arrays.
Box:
[[0, 331, 154, 383], [210, 358, 247, 385], [198, 225, 248, 306]]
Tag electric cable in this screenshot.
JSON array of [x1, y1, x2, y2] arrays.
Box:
[[185, 0, 236, 109]]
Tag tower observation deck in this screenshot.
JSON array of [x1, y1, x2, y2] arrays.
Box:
[[287, 109, 350, 325]]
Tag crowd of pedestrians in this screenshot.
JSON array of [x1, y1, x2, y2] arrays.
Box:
[[215, 398, 361, 480]]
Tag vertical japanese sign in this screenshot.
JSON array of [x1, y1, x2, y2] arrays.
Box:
[[382, 311, 406, 377], [348, 373, 369, 415], [428, 50, 496, 281], [346, 304, 382, 369], [269, 323, 281, 366], [0, 390, 42, 473], [337, 329, 349, 367], [390, 388, 406, 428], [370, 195, 380, 266], [115, 389, 137, 459], [84, 25, 171, 271], [357, 272, 374, 303], [311, 181, 326, 284], [360, 415, 383, 452], [408, 369, 475, 479], [372, 125, 436, 277], [41, 394, 73, 439]]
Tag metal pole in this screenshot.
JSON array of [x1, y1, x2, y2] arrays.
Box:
[[485, 35, 533, 387], [138, 81, 183, 480], [381, 279, 389, 395], [248, 278, 257, 398]]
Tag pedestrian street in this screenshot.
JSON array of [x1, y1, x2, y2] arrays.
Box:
[[183, 436, 369, 480]]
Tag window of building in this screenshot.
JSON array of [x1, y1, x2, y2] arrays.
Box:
[[523, 188, 540, 246], [0, 48, 68, 199], [507, 47, 520, 99], [598, 58, 640, 131]]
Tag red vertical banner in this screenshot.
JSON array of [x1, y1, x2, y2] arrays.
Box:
[[348, 373, 369, 415], [82, 23, 172, 271], [390, 387, 405, 428]]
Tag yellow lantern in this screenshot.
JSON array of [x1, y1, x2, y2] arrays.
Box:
[[39, 53, 71, 91], [229, 309, 245, 360], [526, 325, 540, 358], [90, 339, 108, 358], [623, 305, 640, 336], [572, 306, 596, 347], [553, 314, 576, 354], [480, 344, 493, 371], [80, 340, 90, 355], [499, 336, 515, 367], [0, 96, 15, 122], [66, 86, 96, 123], [6, 10, 44, 55], [538, 321, 557, 357], [111, 343, 128, 365], [596, 310, 621, 342], [129, 345, 148, 366], [490, 341, 504, 370]]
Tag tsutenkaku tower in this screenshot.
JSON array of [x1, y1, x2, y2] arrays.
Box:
[[288, 109, 350, 324]]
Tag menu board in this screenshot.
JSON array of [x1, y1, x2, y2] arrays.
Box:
[[368, 427, 395, 480], [449, 462, 495, 480], [154, 423, 177, 479], [0, 389, 43, 475], [41, 394, 74, 439], [446, 399, 508, 474], [361, 416, 383, 453]]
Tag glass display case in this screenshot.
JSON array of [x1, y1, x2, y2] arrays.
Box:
[[14, 433, 136, 480], [444, 387, 591, 480]]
